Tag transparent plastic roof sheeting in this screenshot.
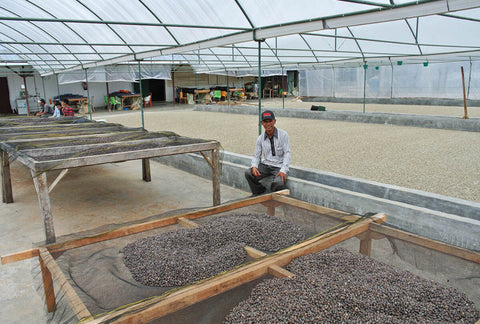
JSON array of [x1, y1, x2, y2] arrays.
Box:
[[300, 60, 480, 100], [31, 202, 479, 323], [1, 0, 480, 75]]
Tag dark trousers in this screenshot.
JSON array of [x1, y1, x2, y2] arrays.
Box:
[[244, 163, 287, 195]]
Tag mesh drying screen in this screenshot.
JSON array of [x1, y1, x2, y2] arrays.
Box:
[[31, 202, 479, 323]]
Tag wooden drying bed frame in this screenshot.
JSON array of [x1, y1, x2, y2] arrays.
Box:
[[2, 192, 479, 324], [0, 117, 221, 244]]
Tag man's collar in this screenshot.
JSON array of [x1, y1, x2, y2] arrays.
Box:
[[264, 127, 278, 139]]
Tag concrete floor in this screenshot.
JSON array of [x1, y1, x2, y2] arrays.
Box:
[[2, 100, 479, 322], [0, 159, 249, 323]]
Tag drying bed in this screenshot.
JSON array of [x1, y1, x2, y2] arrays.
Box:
[[0, 116, 221, 243], [1, 192, 478, 323]]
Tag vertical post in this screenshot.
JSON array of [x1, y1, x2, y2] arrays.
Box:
[[363, 62, 367, 114], [56, 74, 60, 101], [41, 76, 46, 102], [106, 82, 111, 112], [172, 70, 176, 107], [39, 254, 57, 312], [31, 170, 56, 244], [282, 66, 285, 109], [227, 72, 230, 108], [1, 150, 13, 203], [142, 158, 151, 182], [138, 60, 145, 129], [22, 75, 31, 116], [212, 146, 221, 206], [258, 40, 262, 135], [461, 66, 469, 119], [358, 232, 372, 257], [84, 69, 92, 120]]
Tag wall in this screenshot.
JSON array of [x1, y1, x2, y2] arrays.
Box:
[[0, 70, 136, 112], [300, 61, 480, 101]]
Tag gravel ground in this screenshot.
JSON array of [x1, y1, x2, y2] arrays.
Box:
[[94, 99, 480, 202]]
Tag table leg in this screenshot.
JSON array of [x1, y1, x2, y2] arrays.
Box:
[[142, 158, 151, 182], [1, 150, 13, 203], [212, 148, 221, 206], [31, 170, 56, 244]]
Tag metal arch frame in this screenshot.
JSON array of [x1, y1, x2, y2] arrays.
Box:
[[0, 0, 479, 75]]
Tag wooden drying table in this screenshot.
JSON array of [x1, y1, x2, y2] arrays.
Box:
[[0, 116, 221, 244]]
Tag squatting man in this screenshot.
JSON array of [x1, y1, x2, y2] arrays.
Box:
[[245, 110, 291, 195]]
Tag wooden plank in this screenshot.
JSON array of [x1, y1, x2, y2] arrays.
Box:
[[1, 150, 13, 203], [177, 217, 199, 228], [1, 193, 276, 264], [31, 170, 56, 244], [1, 248, 39, 265], [20, 137, 177, 158], [32, 141, 220, 172], [0, 126, 135, 142], [272, 194, 358, 221], [244, 246, 267, 259], [45, 193, 273, 255], [370, 223, 480, 264], [268, 264, 295, 278], [48, 169, 69, 193], [39, 253, 56, 312], [39, 248, 92, 321], [3, 130, 146, 144], [89, 214, 385, 323]]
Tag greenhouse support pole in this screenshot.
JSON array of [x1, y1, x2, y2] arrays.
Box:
[[22, 75, 31, 116], [56, 74, 60, 101], [227, 71, 230, 108], [258, 40, 262, 135], [84, 69, 92, 120], [363, 63, 367, 114], [138, 61, 145, 129], [389, 59, 394, 99], [41, 77, 46, 102], [461, 66, 469, 119], [282, 66, 285, 109]]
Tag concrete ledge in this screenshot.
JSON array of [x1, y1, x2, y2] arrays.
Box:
[[302, 96, 480, 107], [194, 105, 480, 132], [154, 151, 480, 251]]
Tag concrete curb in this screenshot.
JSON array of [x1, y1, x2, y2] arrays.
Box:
[[154, 151, 480, 252], [194, 105, 480, 132]]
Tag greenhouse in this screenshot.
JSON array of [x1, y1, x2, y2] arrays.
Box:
[[1, 0, 480, 113], [0, 1, 479, 323]]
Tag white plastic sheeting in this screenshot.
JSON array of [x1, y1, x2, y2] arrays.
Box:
[[1, 0, 479, 75], [57, 64, 171, 84], [299, 61, 480, 100]]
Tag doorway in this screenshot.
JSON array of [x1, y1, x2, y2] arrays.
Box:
[[134, 79, 166, 102], [0, 78, 12, 114]]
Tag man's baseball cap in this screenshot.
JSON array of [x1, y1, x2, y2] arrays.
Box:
[[261, 110, 275, 121], [39, 99, 46, 103]]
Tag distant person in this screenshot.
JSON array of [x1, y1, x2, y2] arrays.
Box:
[[245, 110, 290, 195], [50, 102, 61, 118], [61, 99, 75, 116], [35, 99, 53, 117]]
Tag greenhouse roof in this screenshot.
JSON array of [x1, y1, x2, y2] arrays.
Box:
[[1, 0, 480, 76]]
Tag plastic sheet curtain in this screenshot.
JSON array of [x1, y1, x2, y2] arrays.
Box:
[[56, 64, 171, 85], [300, 61, 480, 100]]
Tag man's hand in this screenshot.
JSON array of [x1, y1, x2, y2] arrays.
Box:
[[276, 171, 287, 182], [251, 167, 261, 177]]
